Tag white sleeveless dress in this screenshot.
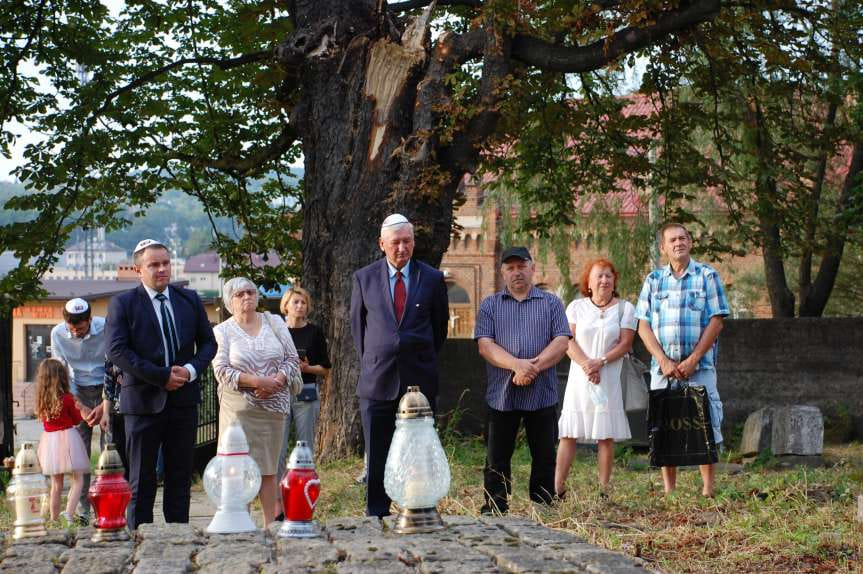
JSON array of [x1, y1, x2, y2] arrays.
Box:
[[558, 298, 636, 441]]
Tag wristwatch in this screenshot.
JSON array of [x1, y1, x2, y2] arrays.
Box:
[[600, 356, 608, 365]]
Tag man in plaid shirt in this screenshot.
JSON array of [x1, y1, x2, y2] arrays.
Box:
[[635, 222, 729, 497]]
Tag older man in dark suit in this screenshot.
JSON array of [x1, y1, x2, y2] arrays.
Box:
[[106, 239, 217, 529], [350, 214, 449, 518]]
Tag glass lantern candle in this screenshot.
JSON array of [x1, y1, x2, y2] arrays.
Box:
[[88, 443, 131, 542], [384, 386, 451, 534], [7, 442, 48, 539], [278, 440, 321, 538], [203, 421, 262, 533]]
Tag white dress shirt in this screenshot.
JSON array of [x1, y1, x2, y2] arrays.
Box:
[[142, 284, 197, 381]]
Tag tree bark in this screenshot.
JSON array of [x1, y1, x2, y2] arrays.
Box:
[[744, 99, 796, 317], [798, 101, 838, 307], [799, 141, 863, 316]]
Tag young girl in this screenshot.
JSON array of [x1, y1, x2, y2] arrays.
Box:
[[34, 358, 92, 524]]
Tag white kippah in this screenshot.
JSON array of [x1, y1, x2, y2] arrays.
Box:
[[133, 238, 166, 254], [381, 213, 410, 229], [65, 298, 89, 314]]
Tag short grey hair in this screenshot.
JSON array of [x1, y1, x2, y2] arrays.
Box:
[[222, 277, 258, 315]]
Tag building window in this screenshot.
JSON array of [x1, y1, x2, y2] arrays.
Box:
[[446, 282, 470, 304]]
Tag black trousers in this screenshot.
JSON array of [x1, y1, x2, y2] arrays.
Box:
[[483, 405, 557, 513], [108, 411, 128, 480], [125, 404, 197, 530], [360, 394, 437, 518]]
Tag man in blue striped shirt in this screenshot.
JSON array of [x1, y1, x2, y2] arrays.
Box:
[[475, 246, 571, 514], [635, 222, 729, 497]]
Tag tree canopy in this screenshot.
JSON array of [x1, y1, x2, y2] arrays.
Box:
[[0, 1, 721, 308], [20, 0, 863, 453]]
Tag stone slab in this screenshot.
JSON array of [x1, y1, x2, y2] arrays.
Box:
[[475, 543, 584, 573], [771, 406, 823, 456], [741, 406, 824, 457], [61, 547, 133, 574], [741, 407, 773, 456], [1, 515, 646, 573]]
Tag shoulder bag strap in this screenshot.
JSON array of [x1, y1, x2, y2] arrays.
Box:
[[263, 312, 302, 395], [617, 298, 628, 356]]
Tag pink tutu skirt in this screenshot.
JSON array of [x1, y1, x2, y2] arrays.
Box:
[[37, 428, 91, 476]]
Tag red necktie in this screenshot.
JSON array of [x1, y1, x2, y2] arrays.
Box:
[[394, 270, 406, 323]]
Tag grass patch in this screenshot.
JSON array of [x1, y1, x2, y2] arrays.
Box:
[[316, 440, 863, 573]]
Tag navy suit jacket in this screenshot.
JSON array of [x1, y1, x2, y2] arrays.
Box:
[[350, 258, 448, 401], [106, 284, 217, 415]]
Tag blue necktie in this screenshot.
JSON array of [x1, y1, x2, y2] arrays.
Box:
[[155, 293, 179, 365]]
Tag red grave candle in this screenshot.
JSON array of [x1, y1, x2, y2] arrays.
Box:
[[88, 444, 131, 541]]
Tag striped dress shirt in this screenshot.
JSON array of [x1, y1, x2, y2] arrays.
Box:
[[474, 286, 572, 412], [634, 258, 730, 375]]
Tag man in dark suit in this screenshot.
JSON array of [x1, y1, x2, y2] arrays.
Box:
[[350, 214, 449, 518], [106, 239, 217, 529]]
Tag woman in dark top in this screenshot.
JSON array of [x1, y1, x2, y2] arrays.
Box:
[[277, 287, 330, 473]]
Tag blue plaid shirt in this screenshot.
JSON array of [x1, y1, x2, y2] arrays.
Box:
[[475, 287, 572, 411], [635, 258, 729, 374]]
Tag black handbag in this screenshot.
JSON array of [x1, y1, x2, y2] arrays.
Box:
[[647, 378, 718, 467]]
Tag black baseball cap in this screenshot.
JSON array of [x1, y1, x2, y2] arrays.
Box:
[[501, 246, 532, 264]]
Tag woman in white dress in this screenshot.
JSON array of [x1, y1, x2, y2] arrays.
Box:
[[555, 258, 637, 497]]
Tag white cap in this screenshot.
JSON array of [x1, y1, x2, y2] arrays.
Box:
[[381, 213, 410, 229], [64, 298, 89, 314], [133, 239, 166, 254]]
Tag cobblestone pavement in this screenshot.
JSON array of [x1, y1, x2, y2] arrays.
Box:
[[0, 516, 648, 573]]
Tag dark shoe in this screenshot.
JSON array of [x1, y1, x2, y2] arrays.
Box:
[[554, 490, 568, 502], [274, 513, 285, 522], [480, 503, 507, 516], [74, 514, 90, 526]]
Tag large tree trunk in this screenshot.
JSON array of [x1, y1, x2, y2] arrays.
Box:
[[287, 2, 466, 460]]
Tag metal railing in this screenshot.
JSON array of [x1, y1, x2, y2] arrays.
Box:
[[193, 367, 219, 474]]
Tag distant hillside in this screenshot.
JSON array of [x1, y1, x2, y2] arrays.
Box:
[[1, 168, 304, 256], [0, 180, 32, 225]]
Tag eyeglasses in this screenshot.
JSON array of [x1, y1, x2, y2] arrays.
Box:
[[233, 289, 257, 299]]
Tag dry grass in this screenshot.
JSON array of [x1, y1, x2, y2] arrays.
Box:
[[315, 439, 863, 573]]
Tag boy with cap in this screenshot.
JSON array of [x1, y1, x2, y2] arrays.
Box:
[[50, 297, 107, 524], [474, 247, 571, 514]]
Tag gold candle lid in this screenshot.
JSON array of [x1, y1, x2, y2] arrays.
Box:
[[397, 386, 433, 419], [94, 443, 126, 476], [12, 443, 43, 476]]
